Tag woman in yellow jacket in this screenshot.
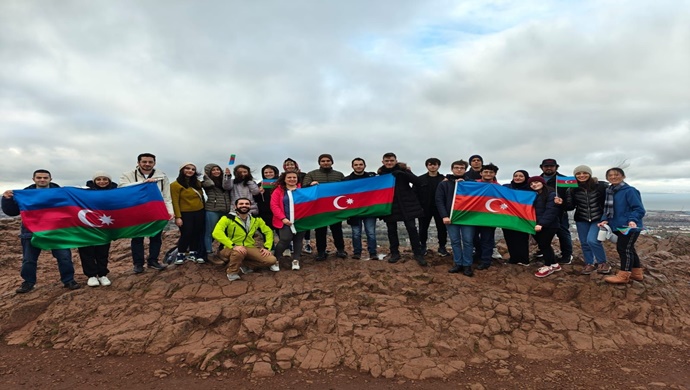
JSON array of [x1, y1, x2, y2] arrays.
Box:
[[171, 162, 205, 265]]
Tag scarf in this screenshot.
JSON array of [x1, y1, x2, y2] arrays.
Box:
[[604, 182, 626, 219]]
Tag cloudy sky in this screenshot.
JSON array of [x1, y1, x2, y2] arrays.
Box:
[[1, 0, 689, 207]]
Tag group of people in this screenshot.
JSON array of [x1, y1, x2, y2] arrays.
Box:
[[2, 152, 646, 292]]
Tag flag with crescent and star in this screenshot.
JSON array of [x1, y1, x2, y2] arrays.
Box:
[[291, 175, 395, 232], [13, 182, 170, 250], [556, 175, 578, 188], [451, 181, 537, 234]]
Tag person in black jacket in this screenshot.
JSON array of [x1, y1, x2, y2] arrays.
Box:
[[343, 158, 378, 260], [416, 157, 449, 257], [1, 169, 80, 293], [80, 171, 118, 287], [378, 152, 426, 266], [529, 176, 562, 278], [503, 170, 532, 266], [539, 158, 573, 264], [565, 165, 611, 275]]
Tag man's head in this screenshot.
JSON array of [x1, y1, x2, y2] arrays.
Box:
[[137, 153, 156, 172], [469, 155, 483, 171], [450, 160, 468, 177], [540, 158, 559, 175], [234, 198, 252, 215], [351, 158, 366, 174], [480, 163, 499, 181], [425, 158, 441, 174], [382, 152, 397, 169], [318, 154, 333, 169], [32, 169, 52, 188]]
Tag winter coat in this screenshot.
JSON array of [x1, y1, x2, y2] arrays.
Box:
[[604, 183, 646, 229], [202, 164, 232, 213], [302, 168, 345, 187], [212, 213, 274, 250], [565, 181, 608, 223], [170, 181, 205, 218], [377, 163, 424, 222], [222, 177, 261, 216], [415, 173, 445, 215], [269, 184, 301, 229], [119, 167, 174, 216], [533, 190, 560, 228]]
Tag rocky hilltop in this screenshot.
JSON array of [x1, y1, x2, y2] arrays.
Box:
[[0, 217, 688, 380]]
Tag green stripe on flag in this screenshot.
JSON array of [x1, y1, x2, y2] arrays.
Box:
[[30, 221, 168, 250], [451, 210, 535, 234], [294, 204, 391, 232]]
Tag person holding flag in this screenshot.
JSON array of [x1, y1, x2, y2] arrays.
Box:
[[539, 158, 573, 264], [502, 170, 532, 266], [2, 169, 81, 293], [270, 171, 305, 270], [598, 168, 646, 284], [529, 176, 563, 278], [255, 165, 280, 232]]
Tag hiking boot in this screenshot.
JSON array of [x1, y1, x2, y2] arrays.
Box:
[[438, 247, 450, 257], [605, 270, 632, 284], [492, 248, 503, 259], [98, 276, 111, 286], [388, 253, 400, 263], [352, 253, 361, 260], [227, 273, 240, 281], [16, 282, 34, 294], [336, 250, 348, 259], [597, 263, 612, 274], [208, 254, 225, 265], [133, 264, 145, 274], [581, 264, 596, 275], [292, 260, 300, 270], [269, 263, 280, 272], [148, 261, 166, 270], [449, 265, 464, 273], [239, 266, 254, 274], [303, 243, 313, 254], [463, 267, 474, 277], [558, 255, 573, 265], [414, 254, 428, 266], [64, 280, 81, 290], [87, 276, 100, 287], [631, 267, 644, 281]]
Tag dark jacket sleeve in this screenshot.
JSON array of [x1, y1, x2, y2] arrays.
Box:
[[435, 181, 452, 219], [538, 192, 560, 226], [1, 196, 20, 217]]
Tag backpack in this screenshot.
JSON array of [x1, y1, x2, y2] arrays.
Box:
[[163, 247, 179, 265]]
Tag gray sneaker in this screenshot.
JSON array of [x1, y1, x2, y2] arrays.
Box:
[[239, 266, 254, 274], [227, 273, 240, 281]]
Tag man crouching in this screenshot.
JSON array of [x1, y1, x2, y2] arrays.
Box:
[[212, 197, 278, 281]]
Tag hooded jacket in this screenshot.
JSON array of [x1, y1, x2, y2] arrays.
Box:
[[604, 183, 645, 229], [202, 163, 232, 213]]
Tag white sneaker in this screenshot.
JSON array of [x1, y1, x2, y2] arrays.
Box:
[[270, 263, 280, 272], [227, 273, 240, 281], [195, 257, 205, 264], [292, 260, 300, 270], [87, 276, 100, 287], [239, 266, 254, 274], [492, 248, 503, 259], [98, 276, 111, 286]]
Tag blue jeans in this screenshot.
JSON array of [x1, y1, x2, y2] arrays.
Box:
[[350, 217, 377, 256], [205, 210, 224, 255], [21, 238, 75, 285], [576, 221, 607, 265], [476, 226, 495, 265], [447, 224, 475, 267]]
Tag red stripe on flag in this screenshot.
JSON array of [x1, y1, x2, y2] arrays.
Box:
[[294, 188, 394, 219], [21, 201, 170, 232], [452, 194, 535, 221]]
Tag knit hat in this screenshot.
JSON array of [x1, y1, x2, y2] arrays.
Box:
[[573, 165, 592, 176], [468, 154, 483, 163], [540, 158, 558, 167], [527, 176, 547, 185], [318, 153, 334, 163], [92, 171, 112, 181], [179, 162, 197, 170]]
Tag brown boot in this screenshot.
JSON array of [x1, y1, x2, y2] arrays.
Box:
[[631, 268, 644, 281], [604, 271, 632, 284], [207, 254, 226, 266]]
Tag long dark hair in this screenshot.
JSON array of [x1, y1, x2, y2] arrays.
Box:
[[176, 166, 201, 189], [233, 164, 254, 184]]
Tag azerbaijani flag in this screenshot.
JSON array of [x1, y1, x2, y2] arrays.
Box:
[[261, 178, 277, 190], [13, 182, 170, 250], [556, 175, 578, 188], [450, 182, 537, 234], [291, 175, 395, 232]]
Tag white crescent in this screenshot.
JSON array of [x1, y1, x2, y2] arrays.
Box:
[[485, 199, 501, 213], [78, 209, 102, 227], [333, 196, 348, 210]]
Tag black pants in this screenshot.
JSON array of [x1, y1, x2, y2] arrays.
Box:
[[177, 209, 206, 253], [418, 212, 447, 249], [386, 219, 423, 255], [503, 228, 529, 263], [315, 222, 344, 254], [275, 226, 306, 260], [78, 244, 110, 277], [131, 231, 163, 266], [535, 227, 558, 266], [615, 230, 641, 271]]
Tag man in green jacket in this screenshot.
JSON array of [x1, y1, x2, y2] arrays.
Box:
[[212, 198, 278, 281]]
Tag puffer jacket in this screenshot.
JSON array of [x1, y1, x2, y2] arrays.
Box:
[[202, 163, 232, 213], [566, 181, 608, 222], [533, 190, 560, 228]]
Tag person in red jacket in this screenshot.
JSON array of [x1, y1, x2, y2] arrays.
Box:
[[270, 171, 305, 270]]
